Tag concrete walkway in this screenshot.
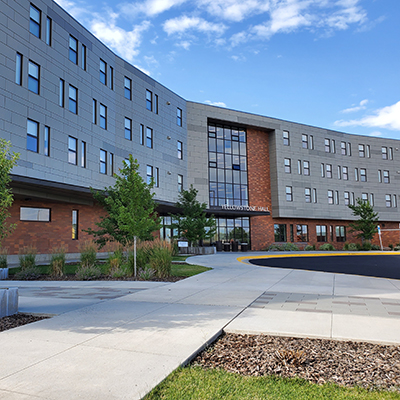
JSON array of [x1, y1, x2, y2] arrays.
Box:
[[1, 252, 400, 399]]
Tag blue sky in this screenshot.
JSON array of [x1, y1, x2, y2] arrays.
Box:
[[56, 0, 400, 139]]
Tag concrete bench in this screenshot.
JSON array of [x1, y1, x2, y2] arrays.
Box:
[[0, 287, 18, 318]]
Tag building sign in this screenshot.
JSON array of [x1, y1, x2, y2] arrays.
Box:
[[221, 204, 269, 212]]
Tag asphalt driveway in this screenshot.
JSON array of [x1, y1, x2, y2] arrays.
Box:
[[249, 254, 400, 280]]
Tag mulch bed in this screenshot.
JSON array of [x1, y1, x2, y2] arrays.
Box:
[[0, 314, 49, 332], [192, 333, 400, 390], [7, 274, 184, 282]]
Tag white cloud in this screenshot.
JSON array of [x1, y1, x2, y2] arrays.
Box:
[[204, 100, 227, 107], [54, 0, 91, 20], [335, 101, 400, 131], [369, 131, 383, 137], [119, 0, 188, 17], [340, 99, 368, 114], [177, 40, 192, 50], [163, 16, 226, 36]]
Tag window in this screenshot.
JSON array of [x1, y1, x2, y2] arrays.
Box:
[[297, 225, 308, 242], [389, 147, 393, 160], [146, 127, 153, 148], [344, 191, 350, 205], [350, 192, 355, 205], [361, 193, 368, 203], [146, 90, 152, 111], [109, 66, 113, 90], [59, 79, 65, 107], [336, 226, 346, 242], [284, 158, 291, 173], [341, 141, 346, 155], [305, 188, 311, 203], [29, 4, 41, 38], [297, 160, 302, 175], [81, 141, 86, 168], [68, 136, 77, 164], [28, 61, 40, 94], [342, 166, 348, 180], [393, 194, 397, 208], [155, 167, 159, 187], [99, 104, 107, 129], [146, 165, 153, 185], [92, 99, 97, 124], [286, 186, 292, 202], [100, 149, 107, 174], [100, 59, 107, 85], [328, 190, 334, 204], [355, 168, 359, 181], [69, 36, 78, 64], [366, 145, 370, 158], [382, 147, 388, 160], [325, 138, 330, 152], [81, 44, 86, 70], [331, 140, 336, 153], [312, 188, 317, 203], [109, 153, 114, 175], [177, 107, 182, 126], [383, 170, 390, 183], [360, 168, 367, 182], [140, 124, 144, 145], [335, 190, 339, 205], [44, 126, 50, 156], [359, 144, 365, 157], [386, 194, 392, 208], [321, 163, 325, 178], [177, 141, 183, 159], [15, 53, 22, 85], [326, 164, 332, 178], [347, 142, 352, 156], [125, 118, 132, 140], [316, 225, 327, 242], [378, 169, 382, 183], [68, 85, 77, 114], [302, 134, 308, 149], [124, 77, 132, 100], [337, 165, 341, 179], [20, 207, 50, 222], [283, 131, 289, 146], [303, 161, 310, 176], [370, 193, 374, 206], [72, 210, 78, 239], [46, 17, 52, 45], [274, 224, 287, 242], [178, 174, 183, 193], [27, 119, 39, 152], [154, 94, 159, 114], [309, 135, 314, 150]]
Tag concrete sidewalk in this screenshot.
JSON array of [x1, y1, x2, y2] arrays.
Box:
[[1, 252, 400, 399]]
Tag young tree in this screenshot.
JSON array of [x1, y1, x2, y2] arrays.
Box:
[[86, 155, 161, 248], [170, 185, 216, 246], [0, 139, 19, 246], [348, 198, 379, 242]]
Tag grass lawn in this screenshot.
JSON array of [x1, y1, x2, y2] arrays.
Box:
[[144, 367, 400, 400]]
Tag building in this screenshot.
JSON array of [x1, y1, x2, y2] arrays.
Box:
[[1, 0, 400, 255]]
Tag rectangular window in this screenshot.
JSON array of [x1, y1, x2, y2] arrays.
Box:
[[46, 17, 52, 45], [28, 61, 40, 94], [20, 207, 50, 222], [382, 146, 388, 159], [351, 192, 355, 205], [344, 191, 350, 205], [362, 193, 368, 203], [146, 127, 153, 148], [284, 158, 291, 173], [335, 190, 339, 205], [147, 165, 153, 185], [81, 141, 86, 168], [286, 186, 293, 202], [347, 142, 352, 156], [366, 145, 370, 158], [15, 53, 23, 85], [27, 119, 39, 153], [303, 160, 310, 176], [360, 168, 367, 182], [109, 66, 113, 90], [124, 77, 132, 100], [290, 224, 294, 242], [325, 138, 330, 152], [370, 193, 374, 206], [72, 210, 78, 239], [336, 226, 346, 242], [393, 194, 397, 208], [140, 124, 144, 145], [283, 131, 290, 146], [297, 160, 302, 175], [326, 164, 332, 178], [359, 144, 365, 157], [177, 140, 183, 159], [337, 165, 341, 179], [100, 149, 107, 174], [155, 167, 159, 187], [341, 141, 346, 155], [355, 168, 359, 181], [68, 136, 77, 164], [389, 147, 393, 160], [81, 44, 86, 70], [44, 126, 50, 156], [312, 188, 317, 203], [92, 99, 97, 124], [177, 107, 182, 126], [321, 163, 325, 178], [146, 90, 152, 111], [125, 117, 132, 140], [383, 170, 390, 183], [99, 104, 107, 129], [69, 36, 78, 64], [178, 174, 183, 193], [154, 94, 159, 114], [309, 135, 314, 150], [59, 79, 65, 107], [378, 169, 382, 183], [100, 59, 107, 85], [296, 225, 308, 242], [302, 134, 308, 149], [331, 140, 336, 154], [109, 153, 114, 175], [30, 4, 41, 38], [386, 194, 392, 208], [305, 188, 311, 203], [274, 224, 287, 242], [328, 190, 334, 204], [68, 85, 78, 114], [342, 166, 348, 180], [316, 225, 327, 242]]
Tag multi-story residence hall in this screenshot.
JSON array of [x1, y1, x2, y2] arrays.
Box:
[[1, 0, 400, 255]]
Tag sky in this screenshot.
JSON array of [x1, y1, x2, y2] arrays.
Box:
[[55, 0, 400, 140]]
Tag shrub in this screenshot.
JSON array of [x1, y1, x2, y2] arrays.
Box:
[[389, 244, 394, 250], [50, 246, 66, 277], [282, 243, 299, 251], [319, 243, 336, 251], [18, 246, 37, 269], [75, 263, 102, 280], [107, 249, 130, 278], [150, 245, 172, 278], [371, 244, 380, 250], [0, 248, 8, 269], [361, 241, 372, 251], [304, 245, 315, 251], [79, 240, 97, 266], [394, 246, 400, 252], [344, 243, 358, 251], [15, 266, 41, 280], [267, 244, 284, 251], [139, 264, 155, 280]]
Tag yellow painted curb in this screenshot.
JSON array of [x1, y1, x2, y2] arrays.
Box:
[[237, 252, 397, 264]]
